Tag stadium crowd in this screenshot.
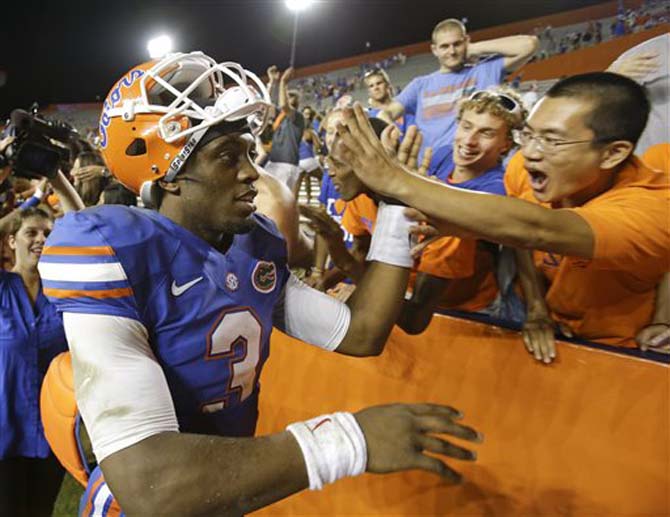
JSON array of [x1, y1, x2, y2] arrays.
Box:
[[0, 5, 668, 517]]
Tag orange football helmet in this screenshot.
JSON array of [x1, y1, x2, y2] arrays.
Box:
[[98, 51, 272, 203]]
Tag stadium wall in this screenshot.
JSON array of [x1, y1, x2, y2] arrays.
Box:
[[511, 22, 670, 80]]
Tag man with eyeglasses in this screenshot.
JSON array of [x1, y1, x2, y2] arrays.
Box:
[[379, 18, 537, 159], [334, 72, 669, 359]]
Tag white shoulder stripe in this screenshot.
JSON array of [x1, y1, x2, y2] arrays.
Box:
[[38, 262, 128, 283], [91, 483, 112, 516]]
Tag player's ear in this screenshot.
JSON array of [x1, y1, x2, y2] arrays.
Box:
[[157, 180, 180, 195]]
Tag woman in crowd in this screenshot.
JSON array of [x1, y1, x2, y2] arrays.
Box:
[[0, 141, 84, 516]]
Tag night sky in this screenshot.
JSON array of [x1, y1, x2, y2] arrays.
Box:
[[1, 0, 609, 117]]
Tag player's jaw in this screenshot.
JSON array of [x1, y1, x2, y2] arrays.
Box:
[[215, 184, 259, 235]]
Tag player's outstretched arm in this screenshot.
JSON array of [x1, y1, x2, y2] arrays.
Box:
[[336, 104, 596, 258], [275, 199, 412, 357], [337, 258, 410, 356], [100, 403, 480, 515], [64, 313, 481, 515]]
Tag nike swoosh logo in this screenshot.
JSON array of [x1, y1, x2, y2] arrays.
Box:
[[171, 276, 204, 296]]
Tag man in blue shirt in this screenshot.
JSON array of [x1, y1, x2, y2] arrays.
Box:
[[381, 18, 537, 159]]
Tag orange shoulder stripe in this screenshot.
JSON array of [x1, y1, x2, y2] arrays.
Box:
[[43, 246, 115, 256], [44, 287, 133, 299]]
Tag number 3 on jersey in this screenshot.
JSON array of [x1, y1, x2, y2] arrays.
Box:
[[202, 307, 262, 413]]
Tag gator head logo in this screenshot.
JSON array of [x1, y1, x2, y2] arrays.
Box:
[[252, 261, 277, 294]]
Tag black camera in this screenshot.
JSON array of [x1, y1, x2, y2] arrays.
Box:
[[1, 108, 79, 179]]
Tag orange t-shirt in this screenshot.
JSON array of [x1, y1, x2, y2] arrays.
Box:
[[341, 194, 378, 237], [511, 157, 670, 347], [642, 143, 669, 173], [503, 150, 533, 199], [417, 235, 497, 312]]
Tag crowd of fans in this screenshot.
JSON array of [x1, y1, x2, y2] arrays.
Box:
[[529, 0, 669, 60], [287, 0, 670, 109], [255, 15, 669, 360], [292, 52, 407, 109], [0, 5, 668, 516]]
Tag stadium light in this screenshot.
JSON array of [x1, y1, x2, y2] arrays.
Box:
[[285, 0, 314, 12], [285, 0, 314, 68], [147, 35, 173, 59]]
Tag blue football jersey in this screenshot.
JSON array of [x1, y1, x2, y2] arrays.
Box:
[[79, 465, 124, 517], [39, 205, 289, 438]]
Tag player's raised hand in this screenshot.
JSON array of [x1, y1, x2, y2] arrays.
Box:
[[336, 103, 410, 198], [355, 403, 481, 483]]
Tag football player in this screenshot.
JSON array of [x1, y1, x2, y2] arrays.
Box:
[[38, 52, 481, 515]]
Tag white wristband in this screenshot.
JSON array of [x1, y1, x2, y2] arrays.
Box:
[[287, 412, 367, 491], [366, 201, 413, 268], [34, 188, 45, 200]]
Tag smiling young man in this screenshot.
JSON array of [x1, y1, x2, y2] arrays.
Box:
[[399, 89, 526, 334], [36, 52, 480, 516], [336, 72, 669, 356]]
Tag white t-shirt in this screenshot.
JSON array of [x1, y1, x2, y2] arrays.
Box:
[[611, 33, 669, 154]]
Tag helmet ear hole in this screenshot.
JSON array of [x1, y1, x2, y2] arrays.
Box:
[[126, 138, 147, 156]]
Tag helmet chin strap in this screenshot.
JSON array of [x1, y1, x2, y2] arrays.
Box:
[[144, 119, 252, 208], [164, 129, 208, 183]]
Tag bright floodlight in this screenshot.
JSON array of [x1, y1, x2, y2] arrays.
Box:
[[285, 0, 314, 12], [147, 35, 173, 59]]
